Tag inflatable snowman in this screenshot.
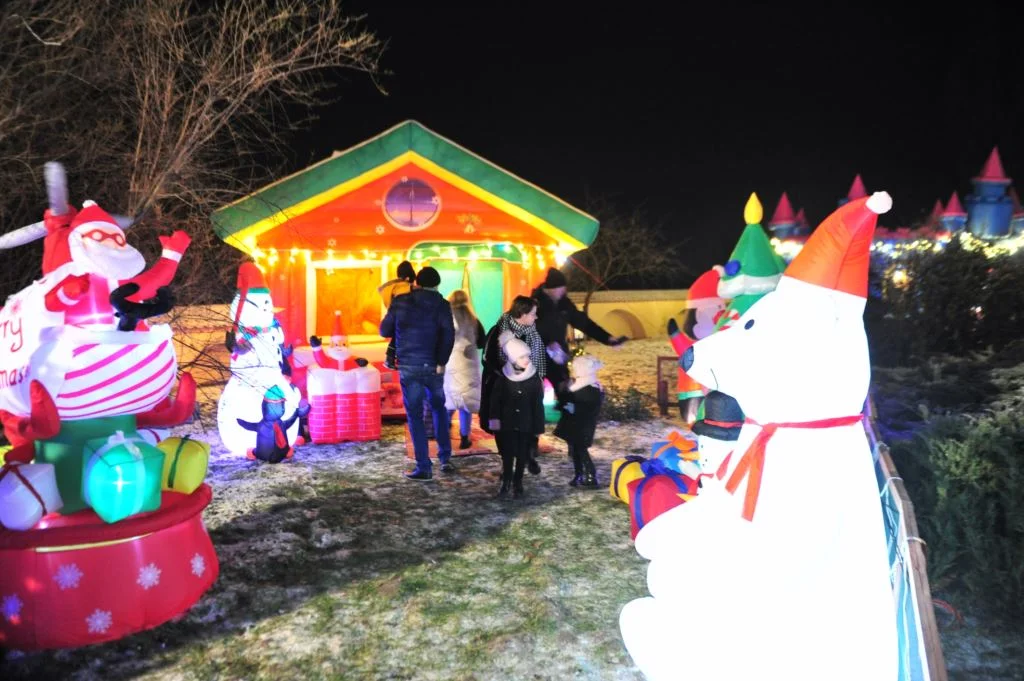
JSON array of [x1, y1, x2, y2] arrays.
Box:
[[620, 193, 899, 681], [691, 390, 743, 492], [217, 263, 301, 456]]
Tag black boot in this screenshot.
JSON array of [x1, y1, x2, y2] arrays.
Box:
[[513, 481, 524, 499], [569, 445, 584, 487], [527, 442, 541, 475], [459, 435, 472, 450], [580, 449, 599, 489], [498, 478, 511, 498]]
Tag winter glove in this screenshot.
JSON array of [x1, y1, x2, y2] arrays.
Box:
[[309, 335, 323, 349], [297, 400, 311, 418], [546, 342, 569, 365], [667, 318, 680, 337]]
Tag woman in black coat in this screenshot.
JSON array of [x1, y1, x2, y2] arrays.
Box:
[[487, 332, 545, 499]]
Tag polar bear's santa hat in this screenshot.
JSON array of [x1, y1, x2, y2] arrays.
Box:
[[783, 191, 892, 297]]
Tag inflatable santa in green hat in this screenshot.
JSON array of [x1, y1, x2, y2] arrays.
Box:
[[715, 193, 787, 331]]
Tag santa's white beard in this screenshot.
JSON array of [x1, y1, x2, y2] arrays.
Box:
[[70, 236, 146, 279]]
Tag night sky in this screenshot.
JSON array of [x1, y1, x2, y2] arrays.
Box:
[[290, 3, 1024, 277]]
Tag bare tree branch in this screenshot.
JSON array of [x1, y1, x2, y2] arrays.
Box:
[[566, 196, 688, 313]]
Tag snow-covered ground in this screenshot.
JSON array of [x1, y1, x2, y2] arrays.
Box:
[[2, 338, 1012, 680], [2, 339, 681, 681]]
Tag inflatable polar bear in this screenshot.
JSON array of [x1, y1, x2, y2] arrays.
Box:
[[619, 193, 899, 681]]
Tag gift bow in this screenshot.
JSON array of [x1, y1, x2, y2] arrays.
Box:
[[652, 431, 699, 461]]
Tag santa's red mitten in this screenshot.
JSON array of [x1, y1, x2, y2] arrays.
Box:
[[159, 230, 192, 259], [44, 274, 91, 312]]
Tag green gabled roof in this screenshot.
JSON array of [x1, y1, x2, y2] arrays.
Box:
[[212, 120, 599, 248]]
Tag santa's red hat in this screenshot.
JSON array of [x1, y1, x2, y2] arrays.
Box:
[[684, 266, 725, 308], [784, 192, 891, 298], [42, 200, 124, 275]]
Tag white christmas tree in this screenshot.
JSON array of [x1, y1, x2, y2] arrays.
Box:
[[217, 263, 301, 456]]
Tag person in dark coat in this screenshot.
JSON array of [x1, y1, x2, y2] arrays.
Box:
[[237, 385, 310, 463], [380, 266, 456, 480], [531, 267, 627, 389], [487, 332, 545, 499], [479, 295, 545, 474], [553, 355, 604, 488]]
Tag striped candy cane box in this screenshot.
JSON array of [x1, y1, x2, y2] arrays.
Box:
[[82, 430, 164, 523]]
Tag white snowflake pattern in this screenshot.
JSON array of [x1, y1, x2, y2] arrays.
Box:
[[86, 609, 112, 634], [191, 553, 206, 577], [137, 563, 161, 590], [2, 594, 23, 622], [54, 563, 84, 590], [327, 238, 337, 248], [463, 224, 475, 234], [374, 225, 386, 235]]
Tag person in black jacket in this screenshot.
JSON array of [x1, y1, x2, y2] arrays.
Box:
[[487, 332, 545, 499], [479, 295, 546, 474], [379, 267, 456, 480], [531, 267, 627, 389], [553, 355, 605, 488]]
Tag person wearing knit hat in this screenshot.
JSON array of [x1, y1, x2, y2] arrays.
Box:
[[415, 266, 442, 289], [378, 260, 417, 370], [487, 331, 545, 498], [553, 355, 605, 488], [380, 263, 456, 480], [531, 267, 627, 391]]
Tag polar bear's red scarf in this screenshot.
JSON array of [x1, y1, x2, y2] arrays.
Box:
[[725, 415, 865, 522]]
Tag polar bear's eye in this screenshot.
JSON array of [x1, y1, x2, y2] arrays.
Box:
[[744, 319, 755, 330]]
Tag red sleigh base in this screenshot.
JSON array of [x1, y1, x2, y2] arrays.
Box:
[[0, 484, 218, 651]]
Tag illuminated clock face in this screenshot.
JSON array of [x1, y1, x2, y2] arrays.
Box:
[[383, 178, 440, 231]]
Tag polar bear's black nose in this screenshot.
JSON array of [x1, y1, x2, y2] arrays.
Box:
[[681, 346, 694, 371]]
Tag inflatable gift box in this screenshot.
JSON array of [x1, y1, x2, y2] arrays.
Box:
[[610, 456, 648, 504], [35, 415, 138, 514], [650, 431, 701, 478], [628, 471, 698, 540], [156, 435, 210, 494], [0, 462, 64, 531], [82, 431, 164, 523]]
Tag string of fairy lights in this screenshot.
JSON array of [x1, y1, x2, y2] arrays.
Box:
[[773, 230, 1024, 262], [248, 240, 577, 275], [771, 230, 1024, 292]]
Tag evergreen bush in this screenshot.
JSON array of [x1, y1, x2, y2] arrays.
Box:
[[889, 410, 1024, 622]]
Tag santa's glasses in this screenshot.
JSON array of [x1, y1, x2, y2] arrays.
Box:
[[82, 228, 127, 247]]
